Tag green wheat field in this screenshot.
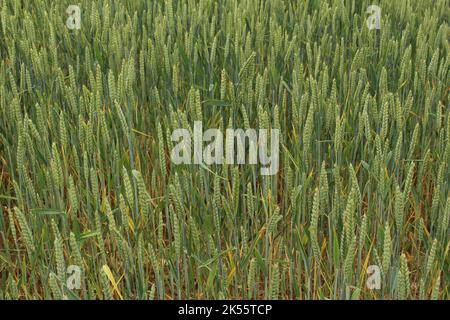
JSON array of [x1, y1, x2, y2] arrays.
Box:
[[0, 0, 449, 300]]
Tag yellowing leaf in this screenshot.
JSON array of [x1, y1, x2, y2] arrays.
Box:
[[102, 264, 123, 300]]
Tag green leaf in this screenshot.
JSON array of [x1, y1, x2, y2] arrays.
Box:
[[30, 208, 64, 215], [79, 231, 101, 240], [206, 265, 217, 291], [333, 230, 341, 266], [0, 195, 18, 200], [203, 99, 231, 107]]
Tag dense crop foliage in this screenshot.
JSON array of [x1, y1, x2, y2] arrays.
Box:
[[0, 0, 449, 299]]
